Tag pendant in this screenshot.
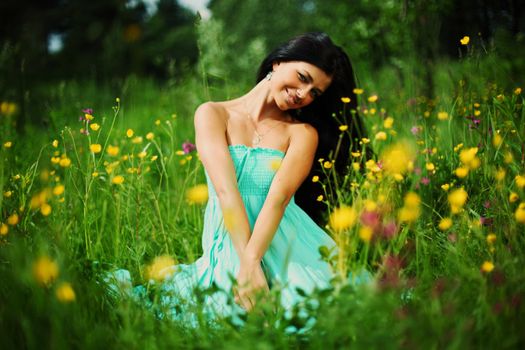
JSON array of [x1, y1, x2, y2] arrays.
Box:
[[252, 134, 261, 145]]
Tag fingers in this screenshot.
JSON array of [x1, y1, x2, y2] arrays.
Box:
[[234, 286, 254, 311]]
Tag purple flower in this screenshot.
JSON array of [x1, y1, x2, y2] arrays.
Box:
[[381, 221, 398, 239], [483, 200, 491, 209], [82, 108, 93, 114], [360, 210, 381, 229], [410, 126, 421, 135], [79, 116, 84, 122], [182, 141, 196, 154], [420, 177, 430, 185]]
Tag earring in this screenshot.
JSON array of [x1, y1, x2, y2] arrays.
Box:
[[266, 71, 273, 81]]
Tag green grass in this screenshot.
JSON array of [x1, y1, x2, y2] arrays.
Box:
[[1, 53, 525, 349]]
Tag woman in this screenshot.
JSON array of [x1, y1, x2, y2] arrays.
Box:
[[108, 32, 367, 326]]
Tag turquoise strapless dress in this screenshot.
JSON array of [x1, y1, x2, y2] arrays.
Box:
[[106, 144, 339, 327]]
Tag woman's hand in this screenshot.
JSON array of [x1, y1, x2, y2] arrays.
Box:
[[234, 256, 269, 311]]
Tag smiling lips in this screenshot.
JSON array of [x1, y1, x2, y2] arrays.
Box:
[[285, 88, 300, 106]]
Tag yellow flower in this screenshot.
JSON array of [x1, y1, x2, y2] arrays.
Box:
[[59, 157, 71, 167], [426, 163, 435, 171], [486, 233, 497, 244], [492, 133, 502, 147], [155, 119, 161, 126], [90, 123, 100, 131], [509, 192, 519, 203], [107, 145, 119, 157], [4, 190, 12, 198], [460, 36, 470, 45], [329, 206, 357, 231], [323, 161, 333, 169], [146, 132, 154, 140], [3, 141, 12, 148], [404, 192, 421, 208], [312, 175, 319, 183], [375, 131, 387, 141], [353, 88, 364, 95], [481, 261, 494, 273], [53, 184, 65, 196], [441, 184, 450, 191], [459, 147, 477, 164], [437, 111, 449, 120], [269, 158, 282, 171], [56, 282, 76, 302], [146, 255, 175, 282], [448, 188, 468, 214], [351, 151, 361, 158], [398, 206, 420, 223], [7, 213, 19, 226], [186, 184, 208, 204], [52, 140, 59, 148], [514, 87, 522, 95], [361, 138, 370, 144], [1, 101, 18, 115], [90, 144, 102, 154], [132, 136, 143, 144], [51, 157, 60, 164], [438, 217, 453, 231], [92, 172, 99, 178], [504, 151, 514, 164], [455, 167, 469, 178], [494, 168, 506, 181], [359, 226, 373, 242], [137, 151, 147, 159], [30, 189, 51, 209], [126, 129, 134, 138], [515, 175, 525, 188], [367, 95, 378, 103], [151, 155, 158, 161], [516, 203, 525, 224], [341, 97, 351, 103], [0, 223, 8, 235], [381, 140, 416, 175], [33, 256, 59, 285], [398, 192, 421, 223], [339, 125, 348, 131], [383, 117, 394, 129], [85, 113, 94, 121], [316, 195, 324, 201], [40, 203, 52, 216], [112, 175, 125, 185], [352, 162, 360, 171]]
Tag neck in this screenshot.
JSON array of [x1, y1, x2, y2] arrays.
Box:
[[241, 79, 285, 122]]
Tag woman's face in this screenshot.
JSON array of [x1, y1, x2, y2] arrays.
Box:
[[270, 61, 333, 111]]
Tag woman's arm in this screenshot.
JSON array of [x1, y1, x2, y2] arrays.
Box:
[[242, 123, 319, 262], [194, 102, 252, 257]]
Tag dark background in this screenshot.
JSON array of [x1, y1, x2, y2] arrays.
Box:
[[1, 0, 524, 130]]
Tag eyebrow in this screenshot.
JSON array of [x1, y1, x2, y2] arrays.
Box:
[[303, 70, 325, 95]]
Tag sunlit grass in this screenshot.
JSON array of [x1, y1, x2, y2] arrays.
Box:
[[1, 58, 524, 348]]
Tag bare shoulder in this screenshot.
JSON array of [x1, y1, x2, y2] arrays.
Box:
[[288, 121, 318, 148], [194, 101, 228, 129]]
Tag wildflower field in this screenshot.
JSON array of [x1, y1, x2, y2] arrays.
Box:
[[1, 42, 525, 349]]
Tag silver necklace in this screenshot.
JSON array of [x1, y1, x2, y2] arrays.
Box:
[[243, 102, 282, 146]]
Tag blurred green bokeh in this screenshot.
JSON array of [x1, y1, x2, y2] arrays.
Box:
[[1, 0, 524, 132]]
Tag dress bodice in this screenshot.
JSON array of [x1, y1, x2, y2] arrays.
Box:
[[205, 144, 285, 197]]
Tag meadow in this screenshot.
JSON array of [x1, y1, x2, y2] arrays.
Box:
[[1, 41, 524, 349]]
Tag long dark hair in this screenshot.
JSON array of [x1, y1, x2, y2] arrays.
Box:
[[256, 32, 369, 223]]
